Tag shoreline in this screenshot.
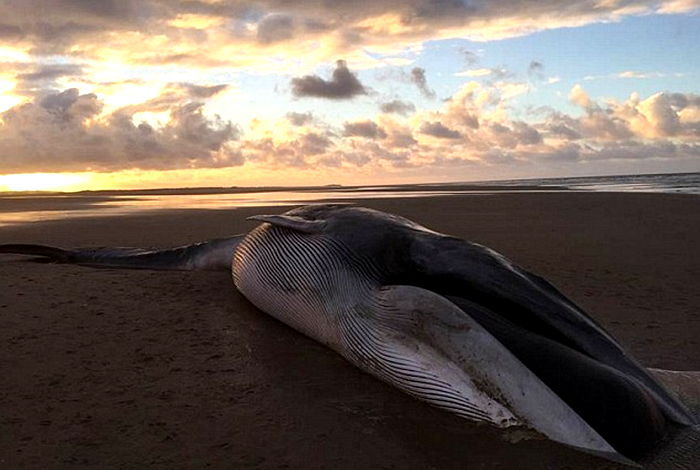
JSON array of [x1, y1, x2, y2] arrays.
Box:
[[1, 191, 698, 469], [1, 170, 696, 197]]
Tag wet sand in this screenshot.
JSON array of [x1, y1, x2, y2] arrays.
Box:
[[0, 191, 699, 469]]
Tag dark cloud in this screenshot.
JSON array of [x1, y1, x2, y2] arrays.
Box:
[[410, 67, 435, 99], [580, 140, 700, 161], [387, 131, 418, 148], [39, 88, 102, 119], [548, 124, 582, 140], [17, 64, 84, 82], [13, 63, 86, 96], [242, 137, 309, 169], [340, 151, 371, 167], [459, 47, 478, 65], [352, 141, 411, 167], [528, 60, 545, 80], [528, 60, 543, 74], [489, 67, 514, 81], [286, 111, 314, 126], [291, 60, 367, 99], [534, 143, 582, 162], [59, 0, 138, 19], [379, 99, 415, 115], [0, 0, 154, 53], [579, 109, 633, 141], [343, 120, 387, 139], [0, 23, 24, 39], [420, 121, 461, 139], [543, 111, 582, 140], [180, 83, 229, 98], [411, 0, 474, 19], [488, 121, 542, 148], [513, 121, 542, 145], [257, 13, 295, 44], [300, 132, 333, 155]]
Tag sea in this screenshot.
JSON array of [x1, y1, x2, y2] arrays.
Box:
[[477, 172, 700, 194], [0, 172, 698, 227]]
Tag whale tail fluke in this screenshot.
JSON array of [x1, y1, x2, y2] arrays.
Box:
[[0, 244, 72, 262], [0, 236, 244, 271]]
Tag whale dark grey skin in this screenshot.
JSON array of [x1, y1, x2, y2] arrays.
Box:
[[2, 204, 697, 465]]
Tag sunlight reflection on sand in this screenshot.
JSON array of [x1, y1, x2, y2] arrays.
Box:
[[0, 189, 489, 226]]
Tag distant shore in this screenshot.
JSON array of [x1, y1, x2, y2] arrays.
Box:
[[1, 191, 698, 469]]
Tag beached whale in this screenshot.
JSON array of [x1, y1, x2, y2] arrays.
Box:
[[1, 204, 697, 465]]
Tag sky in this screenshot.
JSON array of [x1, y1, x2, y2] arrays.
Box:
[[0, 0, 698, 191]]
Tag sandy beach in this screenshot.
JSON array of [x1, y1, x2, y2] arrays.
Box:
[[1, 191, 699, 469]]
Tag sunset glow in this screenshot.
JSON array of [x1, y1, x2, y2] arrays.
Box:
[[0, 173, 91, 192]]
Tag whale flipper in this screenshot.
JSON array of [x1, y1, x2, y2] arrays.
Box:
[[353, 284, 634, 464], [0, 236, 244, 271], [247, 214, 326, 233]]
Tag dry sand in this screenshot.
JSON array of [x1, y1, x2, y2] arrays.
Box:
[[0, 191, 699, 469]]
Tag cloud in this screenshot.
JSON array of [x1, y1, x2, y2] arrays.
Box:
[[459, 48, 479, 65], [622, 91, 700, 138], [16, 64, 84, 82], [569, 84, 591, 108], [455, 68, 493, 77], [242, 130, 336, 169], [420, 121, 462, 139], [410, 67, 435, 99], [379, 99, 416, 115], [300, 131, 332, 155], [343, 120, 387, 139], [2, 80, 698, 178], [40, 87, 102, 118], [527, 61, 544, 80], [286, 111, 314, 126], [0, 23, 24, 40], [257, 14, 295, 44], [0, 0, 695, 73], [544, 112, 582, 140], [565, 85, 700, 140], [291, 60, 367, 99], [411, 67, 435, 99], [616, 70, 665, 79], [180, 83, 229, 99], [0, 87, 241, 172], [276, 83, 699, 174], [454, 67, 511, 80], [374, 115, 418, 148]]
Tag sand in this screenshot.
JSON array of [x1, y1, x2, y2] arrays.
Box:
[[0, 191, 698, 469]]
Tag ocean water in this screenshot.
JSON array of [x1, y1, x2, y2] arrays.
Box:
[[482, 172, 700, 194], [0, 172, 697, 227]]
